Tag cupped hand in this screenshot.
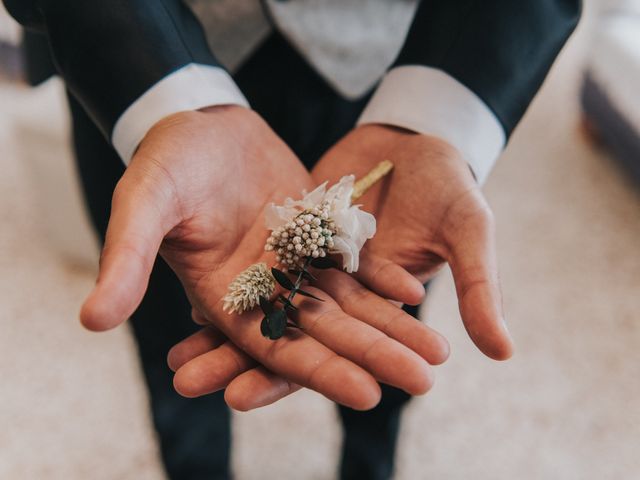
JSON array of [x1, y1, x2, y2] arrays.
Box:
[[312, 124, 514, 360], [80, 107, 449, 411]]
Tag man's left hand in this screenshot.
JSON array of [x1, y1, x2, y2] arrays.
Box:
[[312, 124, 514, 360]]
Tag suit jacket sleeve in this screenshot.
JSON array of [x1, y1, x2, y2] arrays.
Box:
[[397, 0, 581, 136], [3, 0, 246, 155], [358, 0, 582, 183]]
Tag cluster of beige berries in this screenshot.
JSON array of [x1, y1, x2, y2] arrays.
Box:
[[265, 201, 336, 267]]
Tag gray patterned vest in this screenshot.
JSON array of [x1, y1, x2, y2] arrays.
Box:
[[185, 0, 418, 98]]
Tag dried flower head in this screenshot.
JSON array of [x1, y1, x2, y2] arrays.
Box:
[[264, 176, 376, 272], [223, 263, 276, 314], [264, 201, 336, 268]]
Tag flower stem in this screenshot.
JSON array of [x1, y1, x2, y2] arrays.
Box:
[[351, 159, 394, 201], [287, 257, 312, 302]]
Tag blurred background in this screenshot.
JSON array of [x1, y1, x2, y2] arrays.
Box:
[[1, 0, 638, 479]]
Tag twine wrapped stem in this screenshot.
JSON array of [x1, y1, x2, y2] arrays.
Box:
[[351, 160, 394, 201]]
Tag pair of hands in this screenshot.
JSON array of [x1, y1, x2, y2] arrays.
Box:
[[80, 105, 513, 411]]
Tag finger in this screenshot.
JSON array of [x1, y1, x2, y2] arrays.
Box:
[[288, 287, 435, 395], [317, 271, 450, 365], [193, 290, 382, 411], [225, 367, 302, 411], [170, 325, 301, 408], [191, 307, 209, 326], [354, 252, 425, 305], [80, 166, 177, 331], [167, 326, 226, 371], [173, 341, 257, 397], [448, 209, 514, 360]]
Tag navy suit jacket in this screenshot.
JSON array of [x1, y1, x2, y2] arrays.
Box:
[[4, 0, 581, 143]]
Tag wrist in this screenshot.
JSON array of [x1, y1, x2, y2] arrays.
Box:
[[318, 124, 476, 189], [197, 104, 264, 139], [350, 124, 464, 164], [141, 104, 261, 147]]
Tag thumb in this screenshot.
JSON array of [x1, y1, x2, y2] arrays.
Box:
[[80, 163, 178, 331], [447, 205, 514, 360]]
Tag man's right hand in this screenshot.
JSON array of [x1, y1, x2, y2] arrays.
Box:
[[80, 106, 449, 411]]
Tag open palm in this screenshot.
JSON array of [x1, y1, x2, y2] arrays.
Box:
[[312, 124, 514, 360], [81, 107, 449, 410]]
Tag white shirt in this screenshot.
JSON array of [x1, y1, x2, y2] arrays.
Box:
[[113, 0, 505, 183], [112, 63, 504, 185]]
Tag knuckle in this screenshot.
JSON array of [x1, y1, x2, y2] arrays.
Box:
[[191, 309, 207, 325], [370, 259, 393, 284], [361, 336, 389, 365], [461, 202, 495, 238], [457, 276, 492, 302], [477, 205, 495, 230], [306, 353, 337, 388], [304, 307, 340, 334], [111, 177, 129, 206], [344, 285, 369, 309]]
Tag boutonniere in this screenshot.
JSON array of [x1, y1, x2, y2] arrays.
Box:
[[223, 160, 393, 339]]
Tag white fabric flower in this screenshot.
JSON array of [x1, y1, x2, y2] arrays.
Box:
[[265, 175, 375, 272]]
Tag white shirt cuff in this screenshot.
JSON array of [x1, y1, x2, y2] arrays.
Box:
[[111, 63, 249, 165], [357, 66, 506, 185]]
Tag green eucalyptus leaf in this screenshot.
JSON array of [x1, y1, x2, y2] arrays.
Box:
[[296, 289, 325, 302], [260, 316, 270, 338], [259, 296, 274, 315], [310, 257, 338, 270], [265, 310, 288, 340], [271, 267, 295, 290]]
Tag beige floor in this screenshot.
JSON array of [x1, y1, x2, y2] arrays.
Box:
[[1, 6, 639, 480]]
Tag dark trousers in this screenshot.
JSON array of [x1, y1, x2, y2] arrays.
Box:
[[69, 33, 415, 480]]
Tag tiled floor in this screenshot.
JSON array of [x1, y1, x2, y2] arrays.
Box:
[[1, 6, 639, 480]]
